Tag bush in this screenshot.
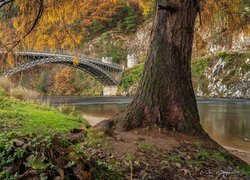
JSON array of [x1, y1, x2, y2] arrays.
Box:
[[218, 51, 229, 58], [192, 57, 210, 77], [37, 72, 47, 94], [0, 87, 6, 97], [123, 6, 137, 32], [0, 78, 14, 92], [10, 87, 40, 101], [99, 32, 126, 63], [58, 104, 81, 117]]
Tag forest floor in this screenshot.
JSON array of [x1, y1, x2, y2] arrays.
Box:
[[0, 91, 249, 179]]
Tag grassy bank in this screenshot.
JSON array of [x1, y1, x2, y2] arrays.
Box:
[[0, 87, 249, 179], [0, 88, 88, 138], [0, 88, 90, 179]]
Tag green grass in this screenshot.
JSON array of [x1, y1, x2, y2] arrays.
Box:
[[136, 141, 157, 153], [0, 93, 88, 138]]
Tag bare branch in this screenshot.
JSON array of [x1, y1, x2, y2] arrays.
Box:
[[0, 0, 13, 8], [4, 0, 44, 54]]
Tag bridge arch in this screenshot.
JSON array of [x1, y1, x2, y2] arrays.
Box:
[[0, 52, 123, 86]]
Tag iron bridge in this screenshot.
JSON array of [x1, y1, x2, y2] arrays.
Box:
[[0, 51, 124, 86]]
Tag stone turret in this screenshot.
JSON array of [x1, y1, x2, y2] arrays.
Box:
[[127, 54, 139, 69]]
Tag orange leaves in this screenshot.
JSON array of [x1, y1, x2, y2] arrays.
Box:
[[54, 67, 76, 94]]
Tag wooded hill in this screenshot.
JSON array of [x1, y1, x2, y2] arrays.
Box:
[[0, 0, 249, 95]]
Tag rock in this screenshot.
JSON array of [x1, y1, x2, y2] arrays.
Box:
[[231, 90, 243, 98], [243, 71, 250, 81], [196, 86, 204, 97], [128, 82, 139, 95], [245, 58, 250, 65], [212, 58, 227, 76]]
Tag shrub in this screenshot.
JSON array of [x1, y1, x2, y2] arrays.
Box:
[[10, 87, 40, 101], [218, 51, 229, 58], [58, 104, 81, 116], [37, 72, 47, 94], [0, 87, 6, 97], [0, 78, 14, 92], [192, 57, 210, 77]]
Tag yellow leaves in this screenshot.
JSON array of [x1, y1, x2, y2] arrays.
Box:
[[138, 0, 154, 16], [13, 19, 19, 29], [6, 54, 15, 68], [73, 56, 80, 66]]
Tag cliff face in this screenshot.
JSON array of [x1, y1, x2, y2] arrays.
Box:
[[121, 52, 250, 99], [118, 22, 250, 99], [193, 52, 250, 98]]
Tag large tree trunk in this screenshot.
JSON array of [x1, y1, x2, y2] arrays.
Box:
[[100, 0, 205, 135]]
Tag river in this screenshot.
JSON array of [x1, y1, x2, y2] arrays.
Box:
[[44, 96, 250, 152]]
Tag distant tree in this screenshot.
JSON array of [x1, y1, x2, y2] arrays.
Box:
[[54, 68, 76, 95], [37, 72, 47, 94]]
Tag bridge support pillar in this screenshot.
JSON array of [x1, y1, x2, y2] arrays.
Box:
[[103, 86, 118, 96]]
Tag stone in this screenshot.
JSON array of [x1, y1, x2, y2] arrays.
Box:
[[102, 57, 112, 64], [245, 58, 250, 65], [231, 90, 243, 98], [103, 86, 118, 96], [212, 58, 227, 76]]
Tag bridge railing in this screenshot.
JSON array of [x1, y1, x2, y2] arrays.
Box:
[[0, 49, 123, 69], [21, 49, 123, 69]]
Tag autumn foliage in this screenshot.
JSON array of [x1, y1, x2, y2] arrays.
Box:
[[54, 68, 76, 94]]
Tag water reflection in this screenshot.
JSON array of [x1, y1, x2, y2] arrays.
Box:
[[199, 103, 250, 151], [45, 96, 250, 152]]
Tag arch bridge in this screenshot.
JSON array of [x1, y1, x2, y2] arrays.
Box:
[[0, 51, 124, 86]]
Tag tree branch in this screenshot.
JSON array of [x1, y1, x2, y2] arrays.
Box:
[[0, 0, 13, 8], [4, 0, 44, 54]]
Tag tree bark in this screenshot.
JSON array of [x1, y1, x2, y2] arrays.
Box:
[[99, 0, 206, 136]]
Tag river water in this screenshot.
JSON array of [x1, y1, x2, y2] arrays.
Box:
[[45, 96, 250, 152]]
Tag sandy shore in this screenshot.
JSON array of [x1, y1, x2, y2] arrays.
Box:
[[225, 146, 250, 165], [83, 115, 108, 126]]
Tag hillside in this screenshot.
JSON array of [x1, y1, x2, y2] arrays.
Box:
[[120, 52, 250, 98], [0, 0, 249, 97]]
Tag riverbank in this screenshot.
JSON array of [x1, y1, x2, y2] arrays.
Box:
[[227, 147, 250, 165], [0, 90, 249, 179], [43, 95, 250, 152], [82, 114, 250, 165]]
